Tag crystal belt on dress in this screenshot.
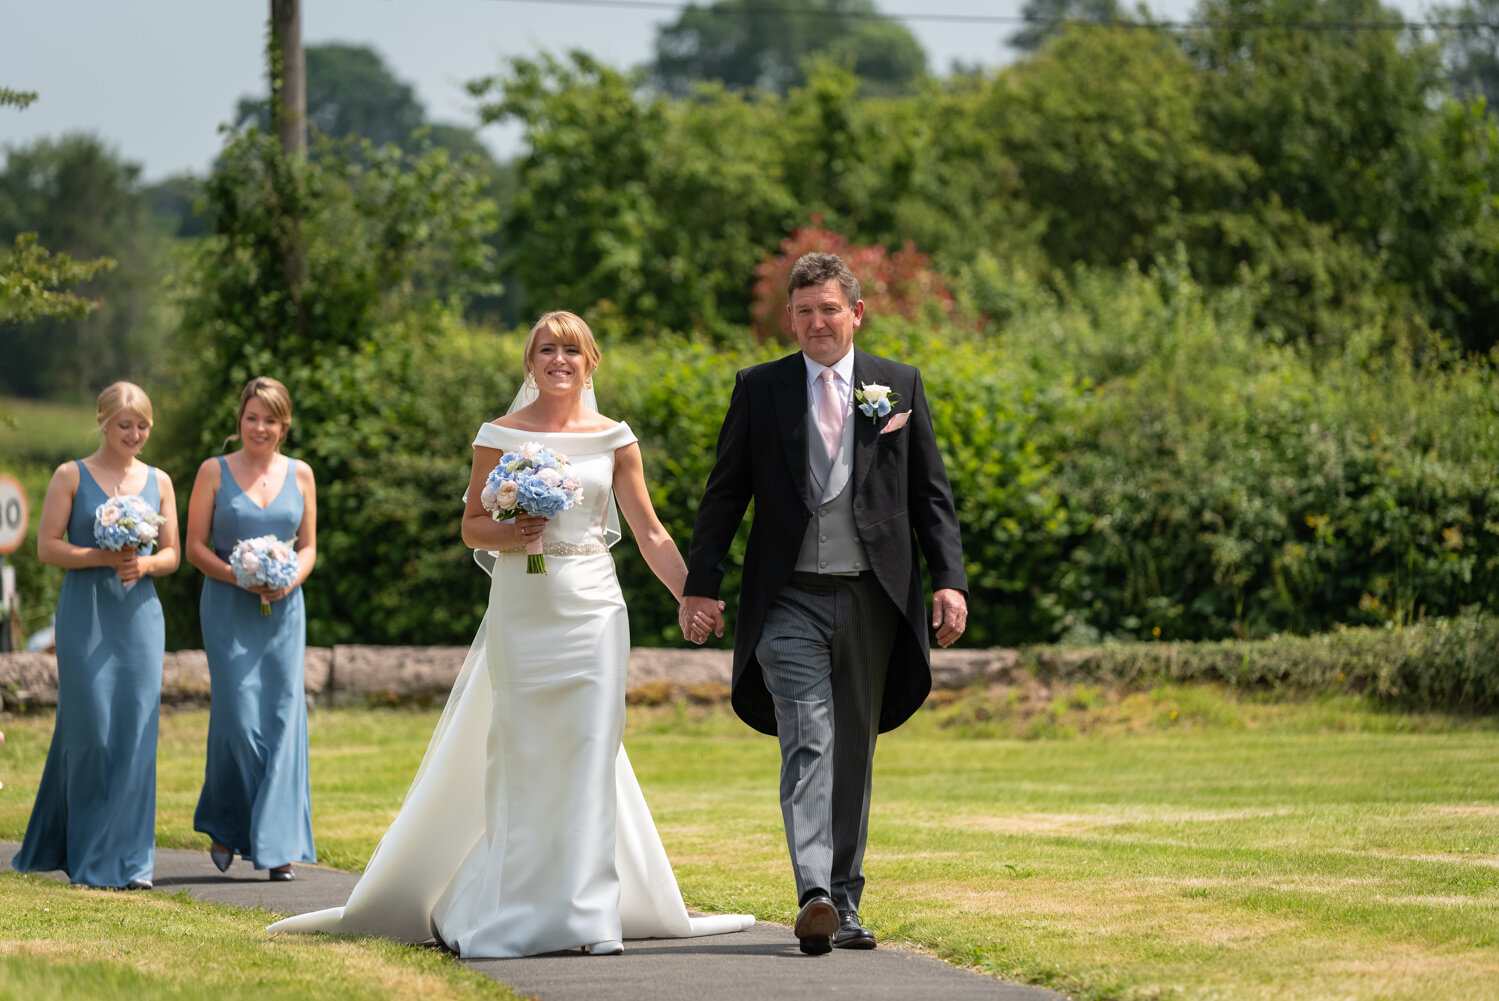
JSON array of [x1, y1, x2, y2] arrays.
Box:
[[494, 540, 609, 557]]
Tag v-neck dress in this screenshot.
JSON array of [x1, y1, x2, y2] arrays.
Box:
[[192, 454, 316, 870], [11, 461, 164, 887]]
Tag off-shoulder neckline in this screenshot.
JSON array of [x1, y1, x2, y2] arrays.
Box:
[[482, 421, 631, 436]]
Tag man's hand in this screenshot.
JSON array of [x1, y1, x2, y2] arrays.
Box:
[[931, 588, 967, 648], [679, 595, 727, 644]]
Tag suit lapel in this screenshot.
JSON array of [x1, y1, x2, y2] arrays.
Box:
[[773, 355, 813, 512], [851, 349, 877, 497]]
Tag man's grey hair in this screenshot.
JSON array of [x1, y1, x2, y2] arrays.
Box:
[[787, 252, 861, 306]]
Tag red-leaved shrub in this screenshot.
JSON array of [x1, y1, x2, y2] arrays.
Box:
[[750, 219, 956, 342]]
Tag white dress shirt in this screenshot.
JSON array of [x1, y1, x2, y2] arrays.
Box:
[[804, 350, 855, 421]]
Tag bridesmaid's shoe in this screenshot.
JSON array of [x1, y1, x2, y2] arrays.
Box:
[[268, 867, 295, 882], [125, 878, 153, 891], [209, 845, 234, 873], [584, 940, 623, 956]]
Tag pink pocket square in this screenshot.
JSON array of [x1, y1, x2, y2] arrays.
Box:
[[880, 411, 911, 434]]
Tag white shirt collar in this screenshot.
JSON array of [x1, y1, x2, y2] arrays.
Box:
[[803, 349, 855, 389]]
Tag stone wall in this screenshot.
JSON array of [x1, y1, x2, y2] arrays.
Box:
[[0, 646, 1017, 711]]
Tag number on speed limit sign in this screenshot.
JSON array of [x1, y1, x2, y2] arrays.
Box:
[[0, 474, 29, 556]]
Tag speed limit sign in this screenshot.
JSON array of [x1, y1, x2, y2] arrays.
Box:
[[0, 474, 28, 555]]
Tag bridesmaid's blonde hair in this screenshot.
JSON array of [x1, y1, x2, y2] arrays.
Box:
[[523, 311, 602, 381], [228, 376, 294, 448], [94, 381, 154, 433]]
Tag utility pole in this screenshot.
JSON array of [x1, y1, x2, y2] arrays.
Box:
[[270, 0, 306, 155]]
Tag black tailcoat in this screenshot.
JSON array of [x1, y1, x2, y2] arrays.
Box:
[[685, 349, 968, 736]]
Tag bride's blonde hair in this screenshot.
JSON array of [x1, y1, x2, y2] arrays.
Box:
[[94, 381, 154, 433], [523, 311, 602, 381]]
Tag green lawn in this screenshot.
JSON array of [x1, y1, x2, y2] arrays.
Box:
[[0, 873, 518, 1001], [2, 693, 1497, 1000]]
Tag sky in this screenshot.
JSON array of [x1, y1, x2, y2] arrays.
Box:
[[2, 0, 1437, 183]]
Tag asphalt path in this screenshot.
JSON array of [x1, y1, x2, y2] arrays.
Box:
[[2, 840, 1062, 1001]]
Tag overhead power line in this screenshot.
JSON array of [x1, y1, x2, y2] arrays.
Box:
[[479, 0, 1499, 33]]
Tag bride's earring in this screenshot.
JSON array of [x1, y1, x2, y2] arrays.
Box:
[[584, 375, 594, 390], [524, 371, 537, 390]]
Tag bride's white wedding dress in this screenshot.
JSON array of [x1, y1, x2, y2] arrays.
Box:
[[267, 422, 753, 956]]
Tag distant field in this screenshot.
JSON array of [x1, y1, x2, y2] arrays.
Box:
[[0, 395, 98, 469]]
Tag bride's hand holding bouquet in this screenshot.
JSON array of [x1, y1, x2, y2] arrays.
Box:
[[480, 441, 584, 573]]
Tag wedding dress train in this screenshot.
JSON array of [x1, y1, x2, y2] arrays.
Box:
[[267, 424, 753, 956]]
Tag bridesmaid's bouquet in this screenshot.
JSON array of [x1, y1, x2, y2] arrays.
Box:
[[230, 535, 300, 615], [94, 495, 164, 587], [480, 441, 584, 574]]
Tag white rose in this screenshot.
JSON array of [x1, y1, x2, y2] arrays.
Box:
[[268, 542, 291, 562], [238, 552, 262, 576], [136, 523, 158, 542], [861, 383, 892, 404], [536, 467, 563, 487], [520, 441, 542, 462]]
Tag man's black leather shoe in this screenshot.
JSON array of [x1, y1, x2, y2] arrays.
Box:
[[832, 910, 877, 950], [793, 894, 838, 955]]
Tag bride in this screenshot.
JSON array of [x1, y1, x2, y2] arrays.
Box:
[[268, 311, 752, 956]]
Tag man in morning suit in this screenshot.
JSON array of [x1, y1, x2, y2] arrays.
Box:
[[680, 252, 968, 955]]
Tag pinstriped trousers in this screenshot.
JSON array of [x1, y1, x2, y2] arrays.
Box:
[[756, 571, 897, 913]]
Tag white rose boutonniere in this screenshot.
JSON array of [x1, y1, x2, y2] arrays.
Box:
[[853, 382, 900, 424]]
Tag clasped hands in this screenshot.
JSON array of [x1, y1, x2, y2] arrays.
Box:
[[678, 595, 726, 645], [101, 546, 145, 584], [680, 588, 968, 647]]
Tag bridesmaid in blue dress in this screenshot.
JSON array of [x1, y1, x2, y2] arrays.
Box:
[[13, 381, 180, 889], [184, 376, 318, 881]]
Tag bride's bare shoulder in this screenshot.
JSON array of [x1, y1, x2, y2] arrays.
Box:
[[575, 412, 620, 433], [489, 413, 545, 431]]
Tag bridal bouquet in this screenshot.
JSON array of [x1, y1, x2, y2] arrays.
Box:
[[480, 441, 584, 574], [230, 535, 300, 615], [94, 494, 165, 586]]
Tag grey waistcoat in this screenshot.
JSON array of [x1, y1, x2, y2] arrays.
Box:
[[794, 399, 870, 575]]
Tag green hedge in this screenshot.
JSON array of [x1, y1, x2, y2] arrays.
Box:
[[9, 260, 1498, 659], [1020, 610, 1499, 713]]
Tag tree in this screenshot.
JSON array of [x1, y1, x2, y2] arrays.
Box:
[[998, 26, 1252, 270], [649, 0, 927, 96], [473, 52, 797, 334], [1008, 0, 1125, 53], [0, 89, 118, 371], [1438, 0, 1499, 108], [146, 173, 210, 239], [1186, 0, 1499, 352], [0, 88, 38, 111], [0, 232, 116, 325], [0, 134, 165, 398], [158, 126, 501, 648], [233, 43, 492, 160]]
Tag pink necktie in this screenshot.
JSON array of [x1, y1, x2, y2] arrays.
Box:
[[817, 368, 844, 459]]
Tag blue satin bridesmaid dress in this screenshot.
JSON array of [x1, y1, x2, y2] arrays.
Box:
[[192, 455, 316, 870], [12, 461, 164, 887]]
